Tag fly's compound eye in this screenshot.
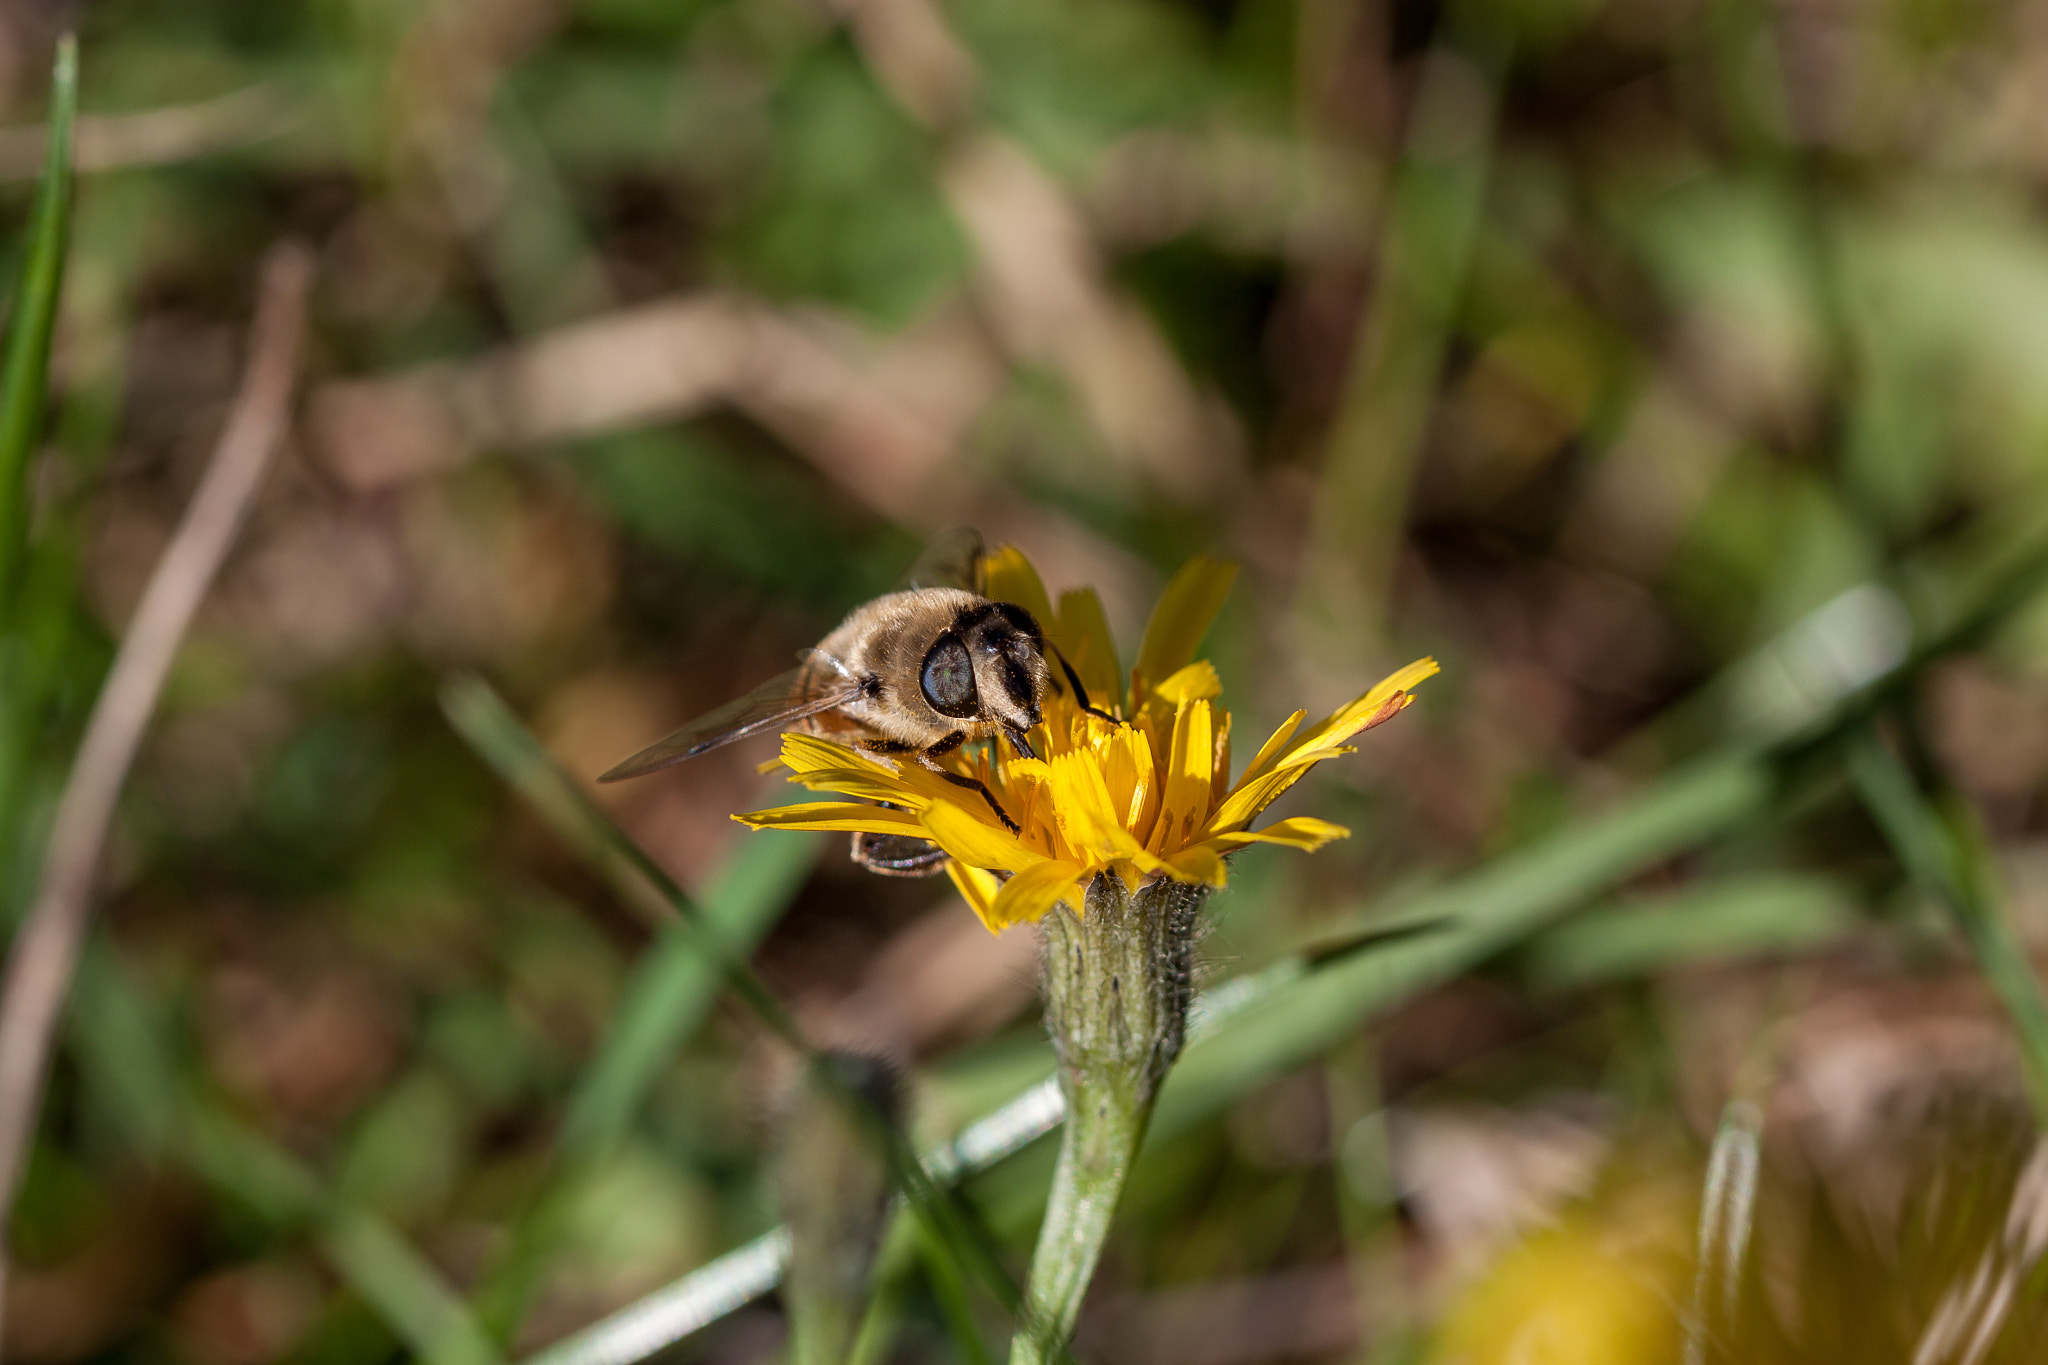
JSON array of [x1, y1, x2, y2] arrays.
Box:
[[920, 634, 979, 717]]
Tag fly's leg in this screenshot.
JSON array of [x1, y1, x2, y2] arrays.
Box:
[[919, 731, 1019, 834], [849, 830, 949, 876], [846, 739, 951, 873], [856, 737, 919, 758]]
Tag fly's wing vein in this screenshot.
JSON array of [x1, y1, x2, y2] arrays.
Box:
[[597, 668, 863, 781]]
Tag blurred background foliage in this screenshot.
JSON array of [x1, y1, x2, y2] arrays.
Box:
[[9, 0, 2048, 1359]]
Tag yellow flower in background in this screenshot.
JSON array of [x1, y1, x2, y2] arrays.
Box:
[[735, 547, 1436, 932]]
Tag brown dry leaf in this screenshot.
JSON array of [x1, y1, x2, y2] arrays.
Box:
[[1084, 1262, 1358, 1365], [1929, 660, 2048, 803], [306, 293, 990, 522], [1389, 1096, 1615, 1297], [2, 1184, 187, 1364], [165, 1261, 322, 1365], [800, 897, 1040, 1059], [202, 958, 410, 1125], [399, 468, 615, 667], [538, 667, 762, 891], [941, 133, 1239, 501]]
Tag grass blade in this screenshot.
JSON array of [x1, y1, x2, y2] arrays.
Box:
[[560, 830, 821, 1163], [472, 832, 821, 1339], [323, 1209, 503, 1365], [1684, 1100, 1762, 1365], [74, 946, 504, 1365], [1525, 872, 1854, 992], [520, 1230, 791, 1365], [442, 676, 1032, 1337], [0, 33, 75, 619], [1152, 755, 1772, 1140], [439, 673, 804, 1043], [1846, 731, 2048, 1119]]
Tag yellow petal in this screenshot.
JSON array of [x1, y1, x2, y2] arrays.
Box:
[[1046, 750, 1161, 871], [1096, 722, 1157, 845], [947, 861, 1006, 931], [1370, 654, 1442, 704], [1210, 763, 1309, 833], [1153, 698, 1214, 856], [733, 802, 929, 834], [783, 764, 931, 808], [989, 755, 1061, 858], [1287, 657, 1438, 763], [980, 544, 1056, 632], [1216, 662, 1434, 830], [1232, 710, 1305, 789], [1154, 660, 1222, 705], [1204, 815, 1351, 853], [778, 732, 969, 810], [987, 858, 1085, 929], [1210, 708, 1233, 812], [1134, 555, 1238, 702], [922, 799, 1044, 873], [1054, 587, 1124, 714], [776, 731, 874, 774], [1274, 700, 1405, 773], [1163, 842, 1229, 885], [1003, 755, 1055, 786]]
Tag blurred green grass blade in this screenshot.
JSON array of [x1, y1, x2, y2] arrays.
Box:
[[178, 1105, 326, 1226], [182, 1105, 503, 1364], [1846, 731, 2048, 1116], [560, 829, 821, 1163], [1151, 755, 1771, 1141], [443, 676, 1028, 1333], [846, 1217, 917, 1365], [1525, 871, 1855, 991], [1298, 33, 1502, 649], [439, 673, 803, 1044], [69, 943, 181, 1155], [60, 916, 502, 1363], [883, 1130, 1025, 1322], [916, 1216, 996, 1365], [193, 1115, 503, 1364], [1844, 731, 1958, 888], [503, 964, 1291, 1365], [324, 1208, 503, 1365], [0, 33, 75, 619], [471, 833, 819, 1345]]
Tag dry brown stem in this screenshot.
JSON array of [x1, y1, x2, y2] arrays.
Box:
[[0, 243, 313, 1352], [306, 292, 994, 517], [0, 83, 295, 181]]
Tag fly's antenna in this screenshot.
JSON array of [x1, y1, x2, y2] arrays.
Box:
[[1048, 642, 1121, 725]]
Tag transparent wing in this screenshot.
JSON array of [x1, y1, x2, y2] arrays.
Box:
[[597, 668, 864, 781], [897, 527, 985, 593]]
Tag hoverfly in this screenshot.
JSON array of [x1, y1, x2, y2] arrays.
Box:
[[599, 531, 1107, 875]]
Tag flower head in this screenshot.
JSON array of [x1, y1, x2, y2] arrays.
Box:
[[735, 547, 1436, 932]]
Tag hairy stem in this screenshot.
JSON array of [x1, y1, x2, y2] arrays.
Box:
[[1012, 875, 1200, 1364]]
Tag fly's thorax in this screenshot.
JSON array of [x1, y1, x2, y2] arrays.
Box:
[[814, 588, 992, 747]]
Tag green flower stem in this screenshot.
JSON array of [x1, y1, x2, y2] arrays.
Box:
[[1012, 874, 1201, 1365]]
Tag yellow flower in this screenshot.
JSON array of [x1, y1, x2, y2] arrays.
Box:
[[735, 548, 1437, 932]]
